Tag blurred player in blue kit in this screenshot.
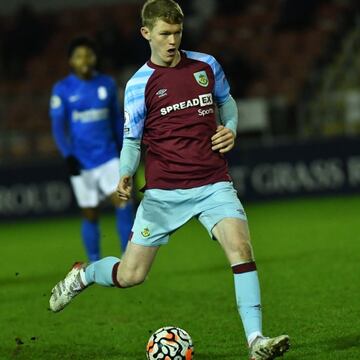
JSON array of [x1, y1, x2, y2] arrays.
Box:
[[50, 3, 290, 360], [49, 36, 134, 261]]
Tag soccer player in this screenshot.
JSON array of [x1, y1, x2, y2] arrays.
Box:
[[49, 36, 134, 261], [49, 3, 290, 359]]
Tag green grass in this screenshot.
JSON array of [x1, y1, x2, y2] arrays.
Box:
[[1, 195, 360, 359]]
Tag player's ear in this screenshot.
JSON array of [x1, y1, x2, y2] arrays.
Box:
[[141, 26, 151, 41]]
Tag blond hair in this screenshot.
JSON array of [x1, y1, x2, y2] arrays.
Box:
[[141, 0, 184, 29]]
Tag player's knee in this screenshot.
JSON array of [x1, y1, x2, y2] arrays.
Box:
[[82, 208, 99, 222], [231, 237, 253, 261]]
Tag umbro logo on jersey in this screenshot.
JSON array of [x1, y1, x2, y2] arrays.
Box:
[[156, 88, 168, 98]]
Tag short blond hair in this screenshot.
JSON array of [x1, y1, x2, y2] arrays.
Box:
[[141, 0, 184, 29]]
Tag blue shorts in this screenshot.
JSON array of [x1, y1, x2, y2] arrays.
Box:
[[130, 181, 247, 246]]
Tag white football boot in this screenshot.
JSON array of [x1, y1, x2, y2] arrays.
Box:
[[49, 262, 86, 312], [249, 335, 290, 360]]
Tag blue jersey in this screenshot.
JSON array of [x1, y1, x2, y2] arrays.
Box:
[[49, 73, 124, 170]]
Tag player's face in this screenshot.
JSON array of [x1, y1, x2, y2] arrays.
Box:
[[69, 46, 97, 78], [141, 19, 182, 67]]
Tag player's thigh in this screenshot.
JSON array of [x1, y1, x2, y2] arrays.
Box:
[[197, 181, 247, 239], [131, 188, 194, 246], [70, 173, 99, 207], [212, 217, 254, 264], [117, 241, 159, 285]]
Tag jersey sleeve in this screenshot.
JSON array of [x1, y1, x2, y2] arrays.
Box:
[[123, 79, 147, 140], [210, 56, 231, 106], [108, 78, 124, 150], [49, 83, 72, 157]]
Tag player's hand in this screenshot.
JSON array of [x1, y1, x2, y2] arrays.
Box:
[[65, 155, 81, 176], [211, 125, 235, 153], [117, 175, 133, 201]]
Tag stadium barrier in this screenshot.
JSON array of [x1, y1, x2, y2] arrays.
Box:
[[1, 137, 360, 219], [0, 161, 77, 220], [228, 136, 360, 201]]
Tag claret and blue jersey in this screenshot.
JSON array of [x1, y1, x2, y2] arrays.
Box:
[[50, 73, 124, 170], [124, 50, 232, 189]]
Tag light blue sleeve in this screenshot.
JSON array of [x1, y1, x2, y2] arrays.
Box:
[[49, 84, 72, 157], [119, 138, 141, 177], [211, 56, 231, 106], [120, 64, 154, 177], [218, 95, 238, 135], [124, 64, 155, 140]]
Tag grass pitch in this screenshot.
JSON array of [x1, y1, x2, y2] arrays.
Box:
[[1, 195, 360, 359]]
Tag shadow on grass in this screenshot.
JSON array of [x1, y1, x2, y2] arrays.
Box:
[[0, 270, 64, 287], [326, 334, 360, 351], [290, 333, 360, 359]]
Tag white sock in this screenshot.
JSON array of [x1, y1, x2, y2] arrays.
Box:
[[79, 268, 88, 287], [248, 331, 263, 346]]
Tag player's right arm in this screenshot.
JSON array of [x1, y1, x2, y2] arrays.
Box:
[[49, 84, 80, 175], [117, 138, 141, 200], [49, 84, 71, 157], [117, 67, 150, 199]]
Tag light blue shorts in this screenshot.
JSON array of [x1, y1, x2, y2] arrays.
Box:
[[130, 181, 247, 246]]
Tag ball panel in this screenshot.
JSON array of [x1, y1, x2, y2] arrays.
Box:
[[146, 326, 193, 360]]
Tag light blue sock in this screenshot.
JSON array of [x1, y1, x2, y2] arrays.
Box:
[[81, 219, 100, 262], [232, 262, 262, 344], [115, 202, 134, 252], [84, 256, 121, 287]]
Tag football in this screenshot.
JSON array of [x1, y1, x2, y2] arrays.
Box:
[[146, 326, 194, 360]]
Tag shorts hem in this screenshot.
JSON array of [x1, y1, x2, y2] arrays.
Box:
[[130, 239, 167, 247]]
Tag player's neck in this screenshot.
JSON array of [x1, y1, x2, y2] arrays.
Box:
[[150, 50, 181, 68], [73, 71, 94, 80]]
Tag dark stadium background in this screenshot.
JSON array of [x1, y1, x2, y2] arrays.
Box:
[[1, 0, 360, 219], [1, 1, 360, 359]]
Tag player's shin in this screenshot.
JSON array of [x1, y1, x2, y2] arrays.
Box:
[[83, 256, 122, 287], [232, 261, 263, 345], [81, 219, 100, 261]]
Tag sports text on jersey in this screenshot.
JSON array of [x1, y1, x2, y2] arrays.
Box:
[[72, 108, 109, 123], [160, 93, 213, 115]]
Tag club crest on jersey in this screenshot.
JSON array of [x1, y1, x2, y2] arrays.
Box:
[[50, 95, 62, 109], [141, 227, 150, 237], [193, 70, 209, 87], [98, 86, 108, 100]]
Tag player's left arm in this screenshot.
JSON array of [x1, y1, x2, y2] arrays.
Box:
[[208, 55, 238, 153], [211, 95, 238, 153]]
